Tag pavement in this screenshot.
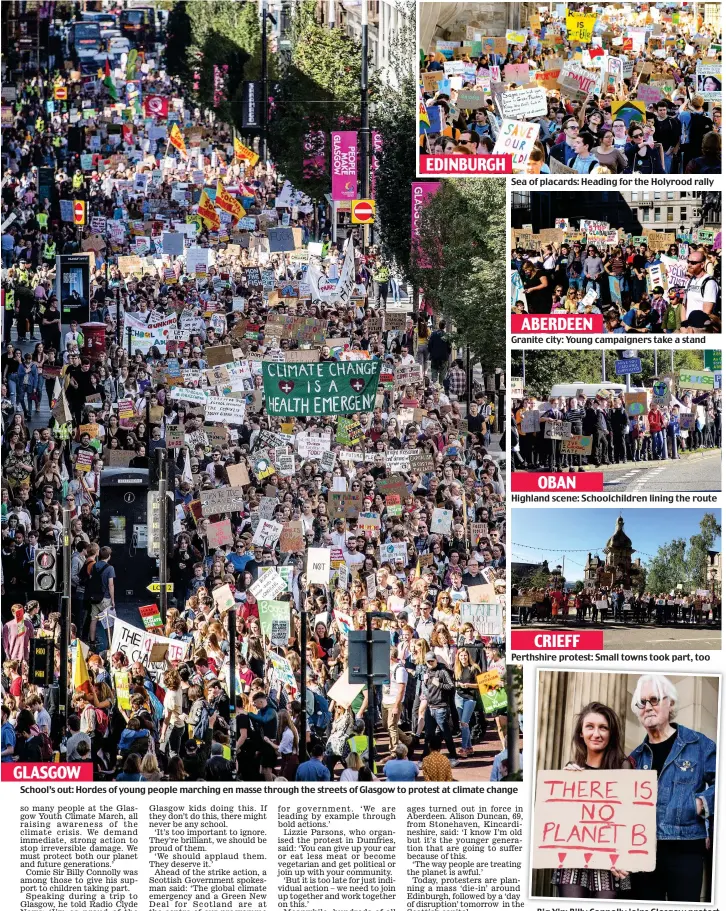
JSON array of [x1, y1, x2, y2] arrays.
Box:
[[598, 450, 721, 493], [513, 618, 721, 650]]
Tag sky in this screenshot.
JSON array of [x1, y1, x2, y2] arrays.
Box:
[[511, 508, 721, 582]]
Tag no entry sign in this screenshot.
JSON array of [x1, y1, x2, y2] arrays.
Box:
[[73, 200, 86, 226], [351, 198, 375, 224]]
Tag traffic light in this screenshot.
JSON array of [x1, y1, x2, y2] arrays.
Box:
[[29, 639, 55, 686], [34, 546, 59, 592]]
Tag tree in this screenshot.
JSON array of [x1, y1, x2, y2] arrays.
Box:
[[267, 1, 380, 200], [646, 513, 721, 593], [412, 179, 507, 372], [375, 0, 418, 279], [164, 1, 270, 133]]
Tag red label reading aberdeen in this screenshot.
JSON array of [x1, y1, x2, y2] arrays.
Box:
[[512, 473, 604, 493], [2, 762, 94, 782], [420, 155, 512, 175], [511, 314, 604, 333], [511, 631, 604, 650]]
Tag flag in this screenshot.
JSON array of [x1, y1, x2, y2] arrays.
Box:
[[418, 85, 430, 127], [197, 189, 220, 230], [51, 387, 71, 425], [169, 123, 187, 157], [215, 180, 243, 223], [182, 448, 193, 484], [234, 137, 259, 168], [103, 59, 119, 103], [73, 640, 92, 694]]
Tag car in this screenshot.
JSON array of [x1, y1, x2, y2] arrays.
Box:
[[108, 36, 131, 55]]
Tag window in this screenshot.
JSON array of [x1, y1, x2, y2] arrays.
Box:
[[681, 207, 687, 221], [667, 207, 674, 222], [654, 192, 661, 201], [667, 192, 675, 200], [654, 208, 661, 222]]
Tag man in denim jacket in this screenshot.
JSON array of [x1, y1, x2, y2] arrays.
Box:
[[628, 673, 716, 903]]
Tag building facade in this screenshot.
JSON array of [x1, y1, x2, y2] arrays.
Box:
[[583, 515, 644, 591]]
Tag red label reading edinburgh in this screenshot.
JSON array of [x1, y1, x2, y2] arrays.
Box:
[[511, 473, 604, 493], [511, 314, 604, 333], [420, 155, 512, 175], [1, 762, 94, 782], [511, 631, 604, 651]]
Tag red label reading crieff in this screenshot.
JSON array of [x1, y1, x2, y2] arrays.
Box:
[[511, 631, 604, 651], [511, 314, 604, 333], [420, 154, 512, 175], [1, 762, 94, 782], [511, 473, 604, 493]]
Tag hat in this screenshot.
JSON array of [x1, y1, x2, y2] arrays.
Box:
[[425, 651, 436, 662]]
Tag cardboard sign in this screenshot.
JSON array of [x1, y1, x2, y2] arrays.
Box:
[[205, 344, 234, 367], [226, 462, 251, 487], [307, 547, 331, 584], [206, 518, 234, 549], [560, 435, 594, 456], [532, 770, 657, 872], [328, 490, 363, 520], [200, 486, 248, 517], [249, 569, 287, 601], [492, 119, 539, 172], [279, 520, 305, 553], [501, 87, 548, 120], [544, 420, 572, 440], [624, 392, 648, 416]]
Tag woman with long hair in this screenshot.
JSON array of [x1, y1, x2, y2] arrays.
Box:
[[454, 647, 481, 758], [552, 701, 633, 900]]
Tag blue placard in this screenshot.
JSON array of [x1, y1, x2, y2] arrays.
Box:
[[615, 357, 642, 376]]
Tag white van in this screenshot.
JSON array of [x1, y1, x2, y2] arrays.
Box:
[[548, 383, 642, 401]]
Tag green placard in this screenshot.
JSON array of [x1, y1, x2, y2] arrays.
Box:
[[704, 350, 722, 371], [263, 360, 382, 417]]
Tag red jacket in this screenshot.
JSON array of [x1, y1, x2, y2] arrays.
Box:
[[648, 408, 663, 432]]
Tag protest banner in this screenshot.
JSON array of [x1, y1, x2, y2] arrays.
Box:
[[279, 520, 305, 553], [544, 420, 572, 440], [138, 604, 163, 631], [199, 486, 248, 517], [679, 369, 715, 390], [379, 542, 408, 565], [560, 435, 594, 456], [492, 120, 539, 172], [558, 61, 599, 97], [206, 518, 234, 548], [532, 770, 657, 871], [251, 519, 283, 548], [249, 570, 288, 602], [328, 491, 363, 520], [624, 392, 648, 416], [204, 396, 247, 423], [521, 411, 542, 434], [110, 618, 189, 682], [501, 87, 548, 120], [258, 599, 291, 646], [307, 547, 331, 584], [430, 508, 453, 534], [262, 360, 382, 416], [460, 604, 503, 638]]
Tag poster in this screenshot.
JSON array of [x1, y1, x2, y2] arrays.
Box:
[[56, 254, 90, 332], [532, 770, 657, 872], [262, 360, 382, 417]]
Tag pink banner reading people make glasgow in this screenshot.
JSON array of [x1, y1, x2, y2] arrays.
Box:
[[331, 130, 358, 201]]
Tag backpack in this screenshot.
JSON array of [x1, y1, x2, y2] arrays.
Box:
[[85, 561, 105, 602], [309, 691, 332, 735], [94, 708, 109, 737], [38, 731, 53, 761]]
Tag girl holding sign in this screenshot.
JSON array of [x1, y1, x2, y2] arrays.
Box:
[[551, 701, 634, 898]]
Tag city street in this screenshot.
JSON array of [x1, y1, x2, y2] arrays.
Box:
[[599, 451, 722, 493]]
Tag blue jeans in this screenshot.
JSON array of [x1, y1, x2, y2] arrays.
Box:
[[455, 694, 475, 751]]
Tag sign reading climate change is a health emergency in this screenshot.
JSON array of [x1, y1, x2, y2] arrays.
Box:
[[262, 360, 382, 416]]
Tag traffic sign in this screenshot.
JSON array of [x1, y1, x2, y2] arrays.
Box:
[[54, 85, 67, 101], [615, 357, 641, 376], [147, 582, 174, 593], [73, 200, 86, 226], [351, 198, 375, 224]]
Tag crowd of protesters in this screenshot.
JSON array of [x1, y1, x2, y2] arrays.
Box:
[[511, 236, 721, 334], [511, 387, 721, 471], [420, 4, 722, 175], [514, 585, 721, 629], [0, 14, 513, 783]]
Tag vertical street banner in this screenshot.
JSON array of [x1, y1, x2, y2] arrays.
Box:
[[262, 359, 382, 416], [411, 181, 440, 268], [331, 131, 358, 201], [55, 254, 90, 332]]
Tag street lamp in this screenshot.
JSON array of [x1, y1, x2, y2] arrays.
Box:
[[260, 2, 277, 163]]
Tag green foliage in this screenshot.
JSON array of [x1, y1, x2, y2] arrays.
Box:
[[412, 179, 507, 372], [513, 349, 711, 400], [646, 513, 721, 593], [375, 0, 417, 278], [164, 1, 272, 131], [267, 1, 381, 200]]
